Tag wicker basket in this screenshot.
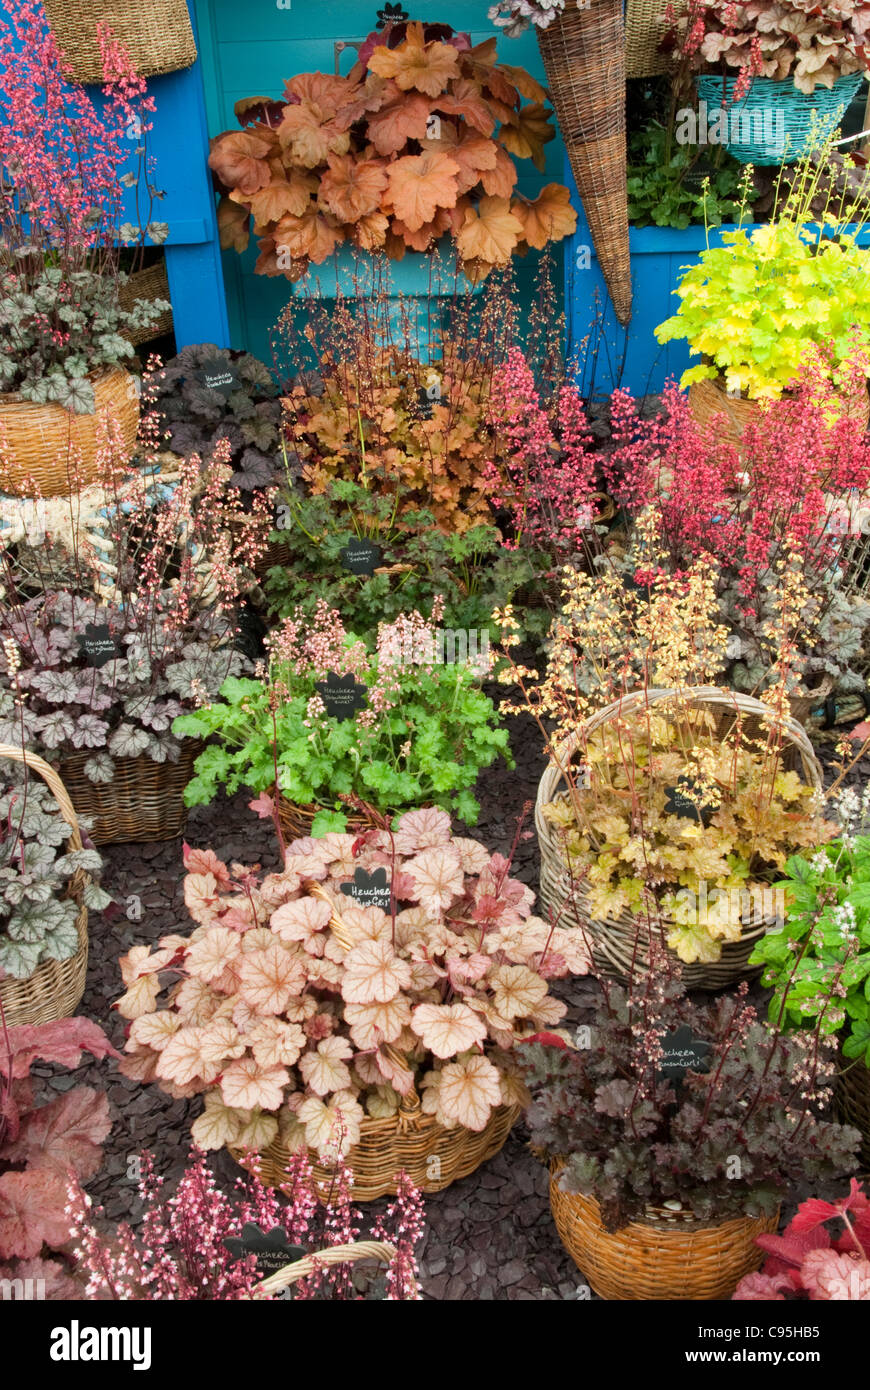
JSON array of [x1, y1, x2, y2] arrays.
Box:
[[230, 881, 520, 1201], [689, 373, 870, 455], [549, 1163, 778, 1300], [625, 0, 683, 79], [0, 369, 140, 499], [59, 743, 201, 845], [118, 260, 173, 347], [836, 1057, 870, 1168], [253, 1240, 411, 1298], [276, 794, 378, 844], [537, 0, 632, 326], [695, 74, 865, 166], [0, 746, 88, 1028], [535, 686, 824, 991], [44, 0, 197, 84]]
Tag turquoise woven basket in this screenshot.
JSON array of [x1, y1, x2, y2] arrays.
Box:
[[694, 73, 866, 166]]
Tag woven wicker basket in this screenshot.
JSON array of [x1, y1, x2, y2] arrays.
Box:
[[276, 794, 377, 844], [549, 1163, 778, 1300], [118, 260, 173, 347], [0, 369, 139, 499], [625, 0, 684, 79], [253, 1240, 411, 1298], [537, 0, 632, 326], [230, 881, 520, 1201], [44, 0, 197, 84], [836, 1057, 870, 1168], [695, 73, 865, 166], [0, 746, 88, 1028], [59, 743, 201, 845], [689, 374, 870, 455], [535, 686, 824, 991]]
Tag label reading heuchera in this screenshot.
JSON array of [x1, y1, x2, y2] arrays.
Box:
[[314, 671, 368, 720], [198, 359, 240, 396], [657, 1025, 712, 1086], [340, 540, 382, 576], [76, 622, 120, 669], [339, 866, 391, 912], [223, 1223, 305, 1280], [663, 777, 716, 827]]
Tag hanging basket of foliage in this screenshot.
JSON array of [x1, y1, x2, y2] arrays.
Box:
[[0, 745, 90, 1028], [535, 686, 829, 991], [625, 0, 683, 79], [43, 0, 197, 85], [549, 1162, 779, 1300]]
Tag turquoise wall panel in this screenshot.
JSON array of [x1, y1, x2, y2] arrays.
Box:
[[193, 0, 565, 365]]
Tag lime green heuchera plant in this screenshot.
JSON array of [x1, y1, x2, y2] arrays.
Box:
[[174, 599, 510, 832]]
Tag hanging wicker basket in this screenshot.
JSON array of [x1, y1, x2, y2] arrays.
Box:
[[695, 73, 865, 166], [836, 1056, 870, 1168], [689, 373, 870, 456], [230, 882, 520, 1201], [549, 1162, 778, 1300], [535, 686, 824, 991], [0, 746, 88, 1028], [118, 260, 174, 347], [536, 0, 632, 326], [625, 0, 683, 79], [59, 743, 201, 845], [0, 370, 139, 499], [44, 0, 197, 85]]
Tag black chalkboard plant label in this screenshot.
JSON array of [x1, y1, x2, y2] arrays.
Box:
[[663, 777, 717, 827], [223, 1223, 306, 1288], [76, 622, 120, 669], [657, 1024, 713, 1086], [314, 671, 368, 720], [340, 540, 382, 576], [198, 358, 241, 396], [340, 865, 392, 912]]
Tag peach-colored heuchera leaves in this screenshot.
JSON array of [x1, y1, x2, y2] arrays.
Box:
[[116, 809, 590, 1160], [208, 22, 576, 280]]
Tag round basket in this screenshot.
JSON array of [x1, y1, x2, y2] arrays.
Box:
[[535, 686, 824, 991], [689, 373, 870, 456], [536, 0, 631, 327], [44, 0, 197, 84], [118, 260, 173, 347], [59, 743, 201, 845], [253, 1240, 413, 1298], [0, 746, 88, 1028], [549, 1163, 778, 1300], [695, 73, 865, 166], [836, 1057, 870, 1169], [229, 882, 520, 1201], [276, 794, 379, 844], [0, 369, 140, 498]]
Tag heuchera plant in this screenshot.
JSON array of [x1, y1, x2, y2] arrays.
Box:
[[0, 771, 110, 980], [116, 809, 589, 1160], [67, 1147, 423, 1300], [0, 1015, 118, 1297], [209, 21, 575, 281], [0, 2, 169, 411], [519, 972, 861, 1230], [174, 601, 511, 830], [734, 1181, 870, 1299]]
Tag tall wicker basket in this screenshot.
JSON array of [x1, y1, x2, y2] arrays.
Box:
[[536, 0, 632, 326], [230, 882, 520, 1201], [59, 743, 201, 845], [549, 1163, 778, 1300], [0, 369, 140, 499], [44, 0, 197, 84], [0, 746, 89, 1028], [535, 686, 824, 991]]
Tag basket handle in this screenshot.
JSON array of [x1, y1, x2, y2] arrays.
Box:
[[253, 1240, 400, 1297], [307, 881, 423, 1123], [0, 743, 83, 852]]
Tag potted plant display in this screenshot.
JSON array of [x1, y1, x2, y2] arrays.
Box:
[[116, 807, 589, 1199]]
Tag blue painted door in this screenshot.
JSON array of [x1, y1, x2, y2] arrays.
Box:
[[193, 0, 564, 362]]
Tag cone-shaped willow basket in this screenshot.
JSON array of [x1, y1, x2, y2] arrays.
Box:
[[537, 0, 632, 325]]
